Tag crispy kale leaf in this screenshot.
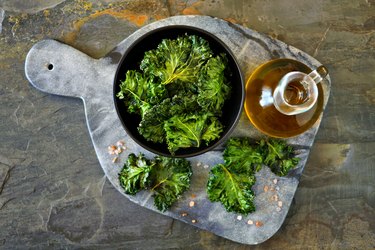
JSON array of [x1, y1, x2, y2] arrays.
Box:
[[206, 137, 300, 214], [118, 153, 192, 212], [197, 54, 232, 114], [116, 70, 166, 117], [259, 139, 300, 176], [201, 116, 224, 143], [138, 95, 200, 143], [164, 113, 223, 153], [207, 164, 256, 214], [223, 137, 263, 174], [151, 156, 192, 212], [140, 35, 212, 85], [118, 153, 154, 195]]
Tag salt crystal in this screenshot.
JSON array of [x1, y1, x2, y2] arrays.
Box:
[[255, 221, 263, 227], [272, 194, 278, 201]]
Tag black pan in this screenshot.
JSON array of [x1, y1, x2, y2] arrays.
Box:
[[113, 25, 244, 157]]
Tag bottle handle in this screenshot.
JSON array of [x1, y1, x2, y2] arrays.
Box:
[[306, 65, 328, 85]]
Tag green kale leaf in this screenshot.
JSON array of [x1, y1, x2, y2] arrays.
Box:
[[201, 116, 224, 144], [140, 35, 212, 85], [197, 54, 232, 115], [223, 137, 263, 174], [138, 95, 200, 143], [164, 113, 223, 153], [207, 163, 256, 214], [206, 137, 300, 215], [118, 153, 154, 195], [118, 153, 192, 212], [259, 139, 300, 176], [151, 156, 193, 212], [116, 70, 167, 117]]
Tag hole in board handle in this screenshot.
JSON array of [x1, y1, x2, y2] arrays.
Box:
[[46, 63, 54, 71]]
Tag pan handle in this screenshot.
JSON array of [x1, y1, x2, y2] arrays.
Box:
[[25, 39, 116, 99]]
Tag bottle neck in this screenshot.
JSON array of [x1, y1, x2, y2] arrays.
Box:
[[273, 70, 319, 116]]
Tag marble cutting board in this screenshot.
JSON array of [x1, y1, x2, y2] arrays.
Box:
[[24, 15, 331, 245]]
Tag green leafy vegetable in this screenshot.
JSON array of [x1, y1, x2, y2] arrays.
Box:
[[138, 95, 200, 144], [259, 139, 300, 176], [151, 156, 192, 212], [207, 137, 300, 215], [140, 35, 212, 85], [117, 70, 167, 117], [207, 164, 256, 214], [223, 137, 263, 174], [117, 34, 232, 154], [164, 113, 223, 153], [119, 153, 154, 195], [119, 153, 192, 212], [197, 54, 231, 115]]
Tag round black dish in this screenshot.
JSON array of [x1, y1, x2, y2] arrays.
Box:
[[113, 25, 244, 158]]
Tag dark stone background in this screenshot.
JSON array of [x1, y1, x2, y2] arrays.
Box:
[[0, 0, 374, 249]]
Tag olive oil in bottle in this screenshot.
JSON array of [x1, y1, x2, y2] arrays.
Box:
[[244, 59, 325, 138]]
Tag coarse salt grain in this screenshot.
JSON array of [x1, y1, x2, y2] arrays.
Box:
[[191, 219, 197, 223], [181, 212, 188, 217], [273, 178, 278, 185], [196, 162, 202, 167], [112, 157, 118, 163], [203, 164, 209, 169], [278, 201, 283, 207], [247, 220, 254, 225], [271, 194, 278, 201], [116, 140, 125, 146], [255, 221, 263, 227], [189, 201, 195, 207], [237, 215, 242, 221]]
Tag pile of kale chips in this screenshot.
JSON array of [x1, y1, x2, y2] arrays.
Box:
[[117, 34, 231, 154]]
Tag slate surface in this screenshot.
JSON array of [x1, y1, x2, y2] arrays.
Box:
[[24, 15, 330, 245], [1, 0, 374, 249]]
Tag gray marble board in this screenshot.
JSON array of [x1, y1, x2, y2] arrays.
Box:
[[24, 15, 331, 245]]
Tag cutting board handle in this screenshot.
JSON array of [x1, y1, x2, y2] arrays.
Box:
[[25, 39, 113, 99]]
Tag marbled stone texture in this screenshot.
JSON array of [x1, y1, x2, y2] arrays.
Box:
[[0, 0, 374, 249]]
